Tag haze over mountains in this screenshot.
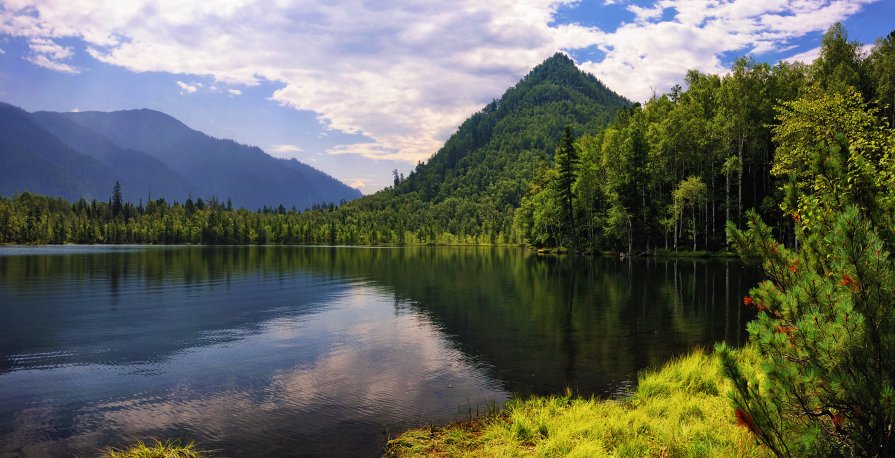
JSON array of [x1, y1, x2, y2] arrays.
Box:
[[0, 103, 361, 210]]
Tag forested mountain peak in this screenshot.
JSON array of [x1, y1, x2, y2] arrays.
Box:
[[299, 53, 631, 245], [391, 52, 630, 203], [520, 52, 621, 102]]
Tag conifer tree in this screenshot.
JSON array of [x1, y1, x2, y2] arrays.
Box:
[[717, 89, 895, 456], [554, 126, 578, 247], [111, 180, 123, 218]]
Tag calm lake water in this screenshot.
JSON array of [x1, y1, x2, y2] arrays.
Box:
[[0, 246, 760, 457]]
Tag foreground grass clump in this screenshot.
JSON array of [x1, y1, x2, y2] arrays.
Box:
[[103, 439, 207, 458], [385, 350, 766, 457]]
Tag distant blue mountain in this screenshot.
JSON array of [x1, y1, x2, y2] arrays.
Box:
[[0, 102, 114, 201], [0, 102, 361, 209], [57, 109, 362, 209]]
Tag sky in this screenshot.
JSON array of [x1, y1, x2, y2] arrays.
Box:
[[0, 1, 892, 194]]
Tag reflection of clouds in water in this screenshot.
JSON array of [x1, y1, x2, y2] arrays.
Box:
[[267, 292, 493, 413], [1, 283, 505, 456]]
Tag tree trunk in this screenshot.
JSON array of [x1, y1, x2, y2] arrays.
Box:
[[692, 204, 697, 251], [674, 207, 679, 252], [738, 134, 745, 222], [725, 172, 730, 231], [704, 190, 709, 248]]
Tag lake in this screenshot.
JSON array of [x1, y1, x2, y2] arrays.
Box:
[[0, 246, 760, 457]]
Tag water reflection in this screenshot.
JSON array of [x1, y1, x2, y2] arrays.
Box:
[[0, 246, 759, 457]]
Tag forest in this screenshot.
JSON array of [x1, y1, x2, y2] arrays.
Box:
[[515, 24, 895, 253], [0, 24, 893, 251]]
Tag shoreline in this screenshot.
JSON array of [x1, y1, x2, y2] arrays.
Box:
[[0, 242, 740, 259], [384, 349, 765, 457]]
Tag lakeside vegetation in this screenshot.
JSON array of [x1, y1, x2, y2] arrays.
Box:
[[386, 350, 765, 457], [103, 439, 206, 458], [388, 24, 895, 457]]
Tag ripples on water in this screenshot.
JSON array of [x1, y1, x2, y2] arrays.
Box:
[[0, 246, 759, 457]]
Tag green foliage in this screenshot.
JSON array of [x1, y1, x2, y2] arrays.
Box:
[[516, 58, 797, 252], [810, 23, 867, 96], [672, 176, 707, 251], [515, 24, 894, 255], [284, 53, 629, 246], [0, 191, 349, 245], [385, 350, 766, 457], [718, 82, 895, 456], [867, 31, 895, 127], [104, 439, 207, 458], [555, 126, 579, 247]]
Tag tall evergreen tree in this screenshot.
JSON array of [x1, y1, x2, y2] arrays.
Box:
[[111, 180, 123, 218], [554, 126, 578, 247]]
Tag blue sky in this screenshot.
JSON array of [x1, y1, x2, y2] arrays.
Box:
[[0, 1, 892, 193]]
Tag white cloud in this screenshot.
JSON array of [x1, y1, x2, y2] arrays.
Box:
[[0, 0, 877, 161], [19, 36, 80, 74], [784, 46, 821, 64], [0, 47, 5, 54], [24, 52, 78, 73], [267, 144, 303, 156], [175, 80, 199, 95], [227, 88, 241, 96], [784, 43, 874, 64], [348, 178, 369, 190], [22, 37, 79, 73], [580, 0, 877, 102], [0, 0, 600, 163], [70, 107, 79, 112]]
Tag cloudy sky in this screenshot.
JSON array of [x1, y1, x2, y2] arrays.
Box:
[[0, 0, 892, 193]]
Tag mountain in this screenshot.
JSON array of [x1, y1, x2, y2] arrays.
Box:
[[0, 102, 116, 201], [277, 157, 356, 202], [294, 53, 631, 244], [29, 111, 198, 202], [55, 109, 362, 209], [0, 102, 361, 209], [400, 52, 629, 203]]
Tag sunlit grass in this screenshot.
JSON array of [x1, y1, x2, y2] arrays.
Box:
[[103, 439, 208, 458], [385, 349, 767, 457]]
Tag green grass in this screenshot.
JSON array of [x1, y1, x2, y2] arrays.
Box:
[[384, 349, 766, 457], [103, 439, 208, 458]]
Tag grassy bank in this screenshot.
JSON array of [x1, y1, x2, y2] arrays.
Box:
[[385, 350, 766, 457], [103, 439, 207, 458]]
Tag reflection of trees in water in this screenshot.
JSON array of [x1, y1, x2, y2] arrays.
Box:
[[0, 247, 759, 395], [274, 247, 761, 397]]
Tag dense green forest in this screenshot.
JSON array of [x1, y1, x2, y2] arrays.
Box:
[[710, 29, 895, 456], [1, 25, 893, 249], [516, 24, 895, 253], [0, 187, 345, 245]]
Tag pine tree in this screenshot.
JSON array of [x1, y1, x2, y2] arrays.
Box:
[[717, 89, 895, 456], [554, 126, 578, 247], [111, 180, 123, 218]]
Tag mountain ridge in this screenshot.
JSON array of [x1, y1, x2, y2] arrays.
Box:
[[0, 103, 361, 209], [0, 102, 116, 201], [56, 108, 363, 209]]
